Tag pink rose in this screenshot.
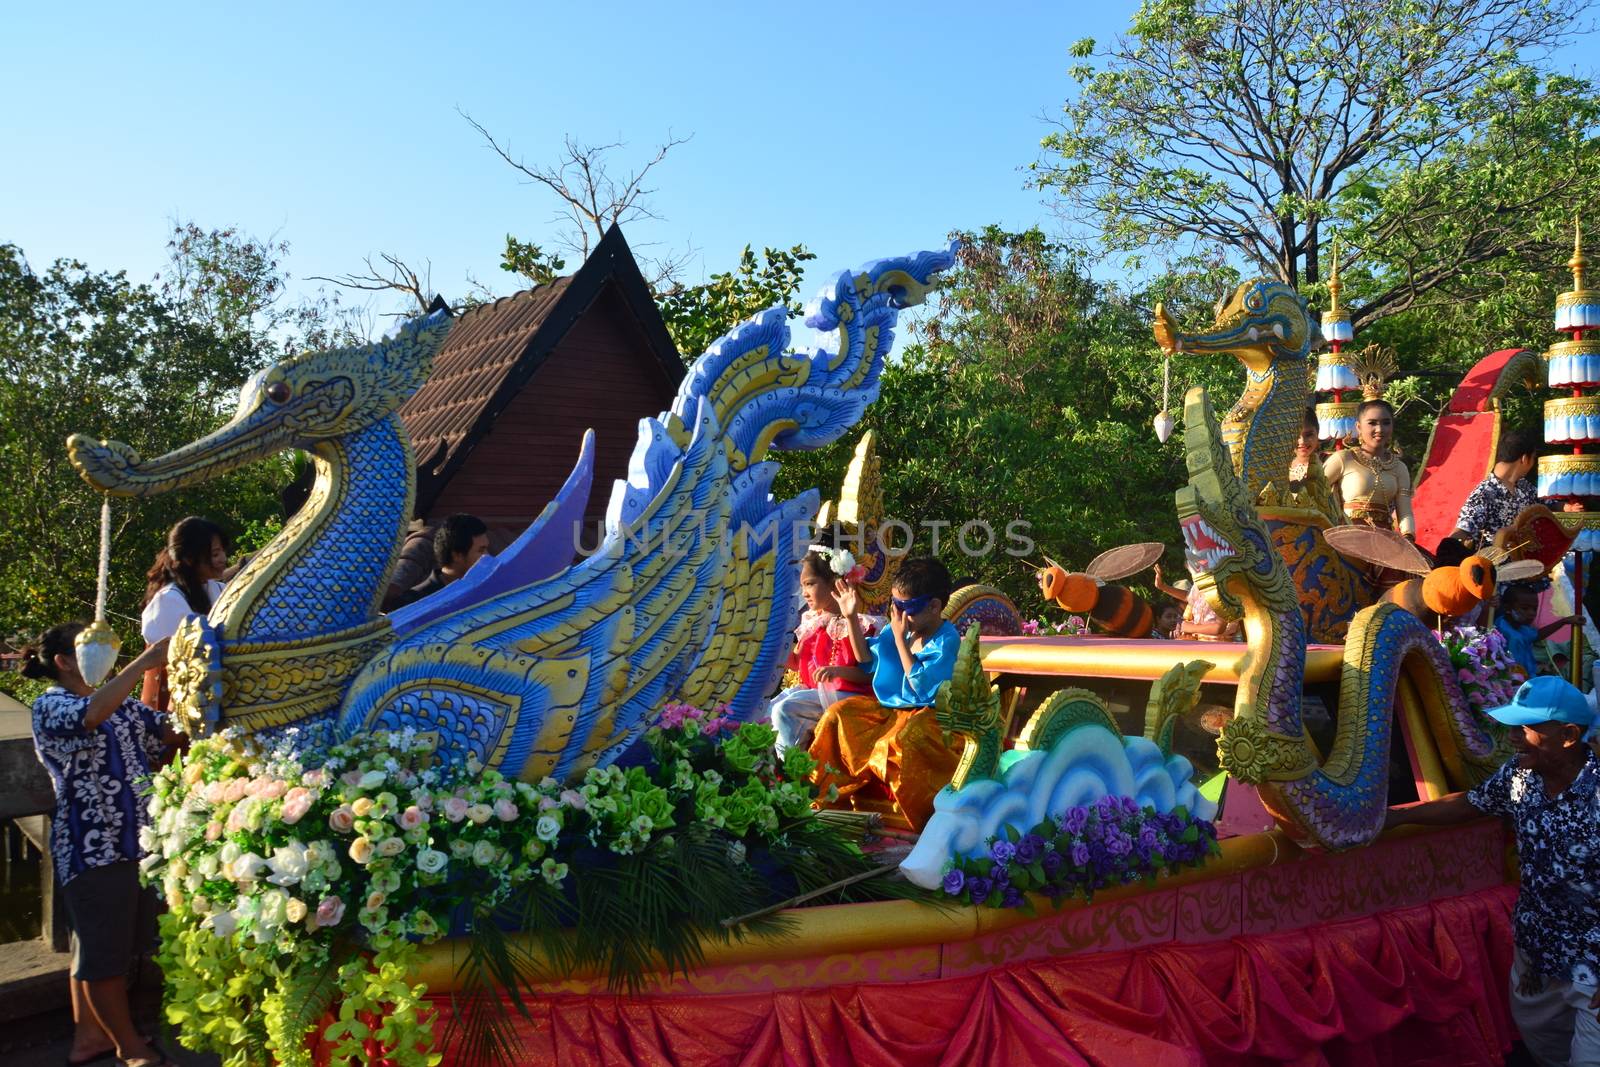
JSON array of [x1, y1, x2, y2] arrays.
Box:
[[257, 779, 287, 801], [243, 778, 263, 797], [204, 821, 223, 842], [280, 787, 314, 826], [558, 789, 587, 812], [328, 805, 356, 833], [315, 896, 346, 926], [341, 770, 364, 788], [222, 779, 248, 804], [203, 781, 228, 805], [302, 769, 327, 788], [398, 806, 425, 831], [441, 797, 470, 824], [493, 798, 518, 822], [538, 795, 559, 811], [226, 799, 253, 832], [414, 792, 433, 813]]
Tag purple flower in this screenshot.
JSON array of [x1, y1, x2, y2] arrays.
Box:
[[1095, 794, 1121, 817], [1041, 849, 1064, 876], [1069, 842, 1091, 866], [1138, 826, 1159, 851], [942, 869, 966, 896], [967, 877, 992, 903], [1105, 827, 1132, 856], [1001, 887, 1024, 909], [1016, 834, 1045, 865], [991, 865, 1011, 888], [1120, 795, 1140, 816], [990, 839, 1016, 864], [1061, 807, 1089, 834]]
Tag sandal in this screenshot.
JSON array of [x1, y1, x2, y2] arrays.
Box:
[[66, 1052, 115, 1067]]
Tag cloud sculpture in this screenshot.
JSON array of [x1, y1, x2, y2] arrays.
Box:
[[900, 725, 1217, 890]]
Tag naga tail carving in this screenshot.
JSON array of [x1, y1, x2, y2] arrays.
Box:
[[671, 246, 957, 719], [934, 623, 1003, 789]]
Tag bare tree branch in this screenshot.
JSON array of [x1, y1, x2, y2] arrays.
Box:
[[458, 108, 692, 274]]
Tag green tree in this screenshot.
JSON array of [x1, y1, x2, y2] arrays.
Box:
[[1037, 0, 1598, 327], [657, 244, 816, 360], [776, 227, 1240, 607], [0, 226, 359, 692]]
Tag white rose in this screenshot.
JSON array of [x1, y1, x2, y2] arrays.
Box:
[[415, 848, 448, 875], [219, 840, 241, 866], [285, 897, 308, 924], [257, 889, 288, 931], [209, 909, 237, 938], [471, 840, 497, 866], [375, 836, 406, 858], [265, 841, 310, 886], [227, 852, 268, 883], [535, 815, 561, 842], [197, 853, 221, 879]]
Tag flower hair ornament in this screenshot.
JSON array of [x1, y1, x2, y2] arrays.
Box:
[[809, 543, 868, 583]]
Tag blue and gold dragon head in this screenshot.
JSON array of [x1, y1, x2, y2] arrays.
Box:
[[68, 312, 451, 497]]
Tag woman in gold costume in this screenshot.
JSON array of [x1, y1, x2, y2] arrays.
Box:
[[1323, 398, 1415, 537]]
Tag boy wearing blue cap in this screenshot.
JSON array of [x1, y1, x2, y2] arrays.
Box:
[[1387, 675, 1600, 1064]]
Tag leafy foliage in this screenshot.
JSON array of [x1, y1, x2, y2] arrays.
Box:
[[1036, 0, 1599, 325], [0, 228, 366, 682], [777, 227, 1240, 608], [142, 707, 904, 1066], [0, 242, 283, 670], [658, 243, 816, 360]]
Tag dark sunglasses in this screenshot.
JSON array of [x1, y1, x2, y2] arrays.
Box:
[[892, 594, 933, 616]]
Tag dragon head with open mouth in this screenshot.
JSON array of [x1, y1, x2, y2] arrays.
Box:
[[1173, 387, 1298, 623]]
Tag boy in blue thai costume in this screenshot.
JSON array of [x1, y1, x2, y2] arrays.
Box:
[[808, 557, 962, 830], [768, 546, 883, 757], [1497, 583, 1581, 679]]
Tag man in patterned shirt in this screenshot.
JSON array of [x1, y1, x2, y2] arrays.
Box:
[[1448, 429, 1543, 550], [1387, 675, 1600, 1064]]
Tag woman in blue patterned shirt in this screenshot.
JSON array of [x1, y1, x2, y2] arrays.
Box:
[[25, 623, 174, 1067]]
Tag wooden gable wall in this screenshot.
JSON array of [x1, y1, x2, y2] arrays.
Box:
[[423, 282, 678, 550]]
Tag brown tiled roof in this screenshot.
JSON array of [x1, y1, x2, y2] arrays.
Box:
[[401, 278, 573, 479], [398, 225, 683, 514]]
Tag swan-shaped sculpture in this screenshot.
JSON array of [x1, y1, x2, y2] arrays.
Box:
[[68, 246, 955, 782]]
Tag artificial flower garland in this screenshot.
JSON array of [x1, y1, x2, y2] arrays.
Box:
[[140, 707, 864, 1066], [939, 796, 1219, 911]]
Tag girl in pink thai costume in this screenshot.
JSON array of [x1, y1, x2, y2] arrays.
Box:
[[769, 548, 883, 756]]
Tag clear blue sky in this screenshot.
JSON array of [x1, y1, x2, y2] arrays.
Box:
[[2, 2, 1139, 321]]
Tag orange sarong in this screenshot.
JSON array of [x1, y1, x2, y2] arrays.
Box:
[[807, 695, 960, 832]]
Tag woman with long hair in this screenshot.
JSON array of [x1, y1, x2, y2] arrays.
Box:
[[24, 623, 173, 1067], [138, 516, 228, 709]]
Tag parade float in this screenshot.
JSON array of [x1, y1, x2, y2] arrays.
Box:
[[66, 246, 1531, 1066]]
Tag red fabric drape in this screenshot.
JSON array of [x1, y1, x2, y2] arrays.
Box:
[[430, 885, 1517, 1067]]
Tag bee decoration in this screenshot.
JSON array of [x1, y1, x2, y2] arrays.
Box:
[[1322, 526, 1546, 622], [1033, 542, 1166, 638]]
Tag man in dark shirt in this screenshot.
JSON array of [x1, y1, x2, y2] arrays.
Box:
[[390, 513, 490, 610], [1387, 676, 1600, 1063]]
